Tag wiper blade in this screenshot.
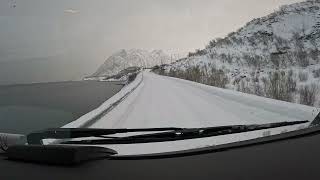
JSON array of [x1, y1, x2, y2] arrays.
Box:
[[27, 127, 183, 145], [60, 120, 308, 145]]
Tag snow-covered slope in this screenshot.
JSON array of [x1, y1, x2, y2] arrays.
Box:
[[163, 0, 320, 107], [92, 49, 172, 77], [182, 0, 320, 67]]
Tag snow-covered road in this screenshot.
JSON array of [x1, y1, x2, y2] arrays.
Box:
[[68, 71, 319, 155], [91, 71, 317, 129]]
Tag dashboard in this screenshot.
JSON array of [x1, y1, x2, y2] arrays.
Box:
[[1, 126, 320, 180]]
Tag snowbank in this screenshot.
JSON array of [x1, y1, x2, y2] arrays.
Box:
[[62, 72, 143, 128]]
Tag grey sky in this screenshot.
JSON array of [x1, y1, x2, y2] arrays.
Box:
[[0, 0, 303, 84]]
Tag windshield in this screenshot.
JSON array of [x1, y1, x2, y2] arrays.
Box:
[[0, 0, 319, 156]]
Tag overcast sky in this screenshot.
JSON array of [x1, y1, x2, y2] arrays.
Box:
[[0, 0, 303, 84]]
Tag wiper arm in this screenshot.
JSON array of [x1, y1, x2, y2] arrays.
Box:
[[27, 127, 183, 145], [61, 120, 308, 145]]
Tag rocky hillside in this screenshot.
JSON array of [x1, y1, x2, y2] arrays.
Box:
[[160, 0, 320, 107], [91, 49, 171, 77]]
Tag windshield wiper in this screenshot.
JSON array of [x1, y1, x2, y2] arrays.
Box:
[[27, 121, 308, 145], [27, 127, 183, 145]]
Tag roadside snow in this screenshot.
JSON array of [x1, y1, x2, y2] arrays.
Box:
[[62, 72, 143, 128]]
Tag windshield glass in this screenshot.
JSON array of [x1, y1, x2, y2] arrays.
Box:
[[0, 0, 319, 155]]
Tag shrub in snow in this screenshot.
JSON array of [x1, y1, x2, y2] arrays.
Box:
[[237, 79, 252, 94], [299, 83, 318, 106], [287, 70, 297, 93], [298, 71, 308, 82], [309, 49, 320, 62], [265, 71, 294, 102], [313, 68, 320, 78], [162, 65, 229, 89]]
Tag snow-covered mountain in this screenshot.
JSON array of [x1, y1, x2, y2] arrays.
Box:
[[161, 0, 320, 107], [91, 49, 172, 77], [171, 0, 320, 69]]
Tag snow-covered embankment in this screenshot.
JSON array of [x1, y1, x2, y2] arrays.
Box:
[[62, 72, 143, 128]]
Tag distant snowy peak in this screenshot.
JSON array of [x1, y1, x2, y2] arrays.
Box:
[[92, 49, 172, 77]]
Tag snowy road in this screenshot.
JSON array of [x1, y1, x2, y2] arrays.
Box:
[[91, 71, 317, 129], [68, 71, 319, 155]]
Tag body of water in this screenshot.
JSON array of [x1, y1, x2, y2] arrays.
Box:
[[0, 81, 123, 134]]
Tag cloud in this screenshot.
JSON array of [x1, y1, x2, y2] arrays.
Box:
[[64, 9, 78, 14]]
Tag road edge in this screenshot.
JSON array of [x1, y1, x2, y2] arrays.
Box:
[[62, 71, 144, 128]]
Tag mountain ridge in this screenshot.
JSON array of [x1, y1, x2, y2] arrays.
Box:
[[178, 0, 320, 69], [91, 49, 172, 77]]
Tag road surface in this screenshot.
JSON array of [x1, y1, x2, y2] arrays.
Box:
[[91, 71, 317, 129]]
